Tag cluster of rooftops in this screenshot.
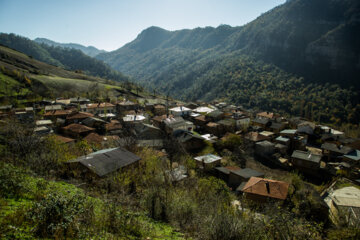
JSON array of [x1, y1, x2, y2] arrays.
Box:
[[1, 97, 359, 206]]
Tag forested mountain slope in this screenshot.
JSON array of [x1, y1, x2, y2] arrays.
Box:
[[95, 0, 360, 125]]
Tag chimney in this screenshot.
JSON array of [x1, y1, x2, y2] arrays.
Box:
[[266, 182, 270, 194]]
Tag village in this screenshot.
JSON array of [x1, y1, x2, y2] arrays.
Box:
[[0, 94, 359, 228]]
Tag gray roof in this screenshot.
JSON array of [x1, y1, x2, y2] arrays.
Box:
[[291, 150, 321, 163], [270, 122, 283, 130], [45, 105, 62, 111], [321, 142, 353, 155], [280, 129, 297, 135], [230, 168, 264, 179], [343, 150, 360, 161], [69, 147, 141, 177], [252, 118, 269, 125]]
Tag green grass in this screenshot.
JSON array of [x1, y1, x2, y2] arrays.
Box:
[[0, 166, 185, 239]]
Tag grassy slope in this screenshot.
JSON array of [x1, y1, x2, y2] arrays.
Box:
[[0, 167, 184, 239], [0, 45, 124, 100]]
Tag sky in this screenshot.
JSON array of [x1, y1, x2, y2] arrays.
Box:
[[0, 0, 285, 51]]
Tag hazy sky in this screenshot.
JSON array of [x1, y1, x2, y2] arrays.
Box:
[[0, 0, 285, 51]]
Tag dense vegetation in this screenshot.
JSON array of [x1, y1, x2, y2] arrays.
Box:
[[1, 120, 359, 239], [96, 0, 360, 128], [0, 33, 129, 82], [34, 37, 106, 57]]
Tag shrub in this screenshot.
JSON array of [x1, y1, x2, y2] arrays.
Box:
[[0, 163, 27, 198]]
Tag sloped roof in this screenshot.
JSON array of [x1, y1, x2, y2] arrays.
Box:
[[291, 150, 321, 163], [321, 142, 353, 155], [105, 120, 122, 131], [53, 134, 75, 144], [63, 123, 95, 133], [343, 150, 360, 161], [44, 110, 72, 117], [69, 147, 141, 177], [252, 117, 270, 125], [242, 177, 290, 200], [66, 111, 94, 120], [257, 112, 274, 119], [87, 102, 115, 109], [45, 105, 62, 111], [244, 132, 268, 142], [230, 168, 264, 179]]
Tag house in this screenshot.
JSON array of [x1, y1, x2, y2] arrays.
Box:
[[43, 110, 72, 120], [256, 111, 275, 119], [206, 110, 224, 122], [86, 103, 116, 115], [259, 131, 275, 139], [255, 140, 275, 157], [173, 130, 205, 151], [55, 98, 71, 106], [193, 106, 215, 115], [70, 97, 90, 105], [134, 123, 163, 140], [252, 117, 271, 128], [66, 111, 94, 124], [194, 154, 222, 170], [325, 186, 360, 226], [234, 116, 251, 129], [343, 150, 360, 166], [217, 119, 236, 133], [228, 168, 264, 189], [82, 117, 106, 128], [62, 123, 95, 138], [153, 104, 166, 116], [164, 117, 194, 133], [321, 142, 353, 162], [275, 136, 291, 146], [122, 115, 146, 124], [244, 132, 270, 144], [36, 119, 53, 127], [194, 115, 208, 127], [280, 129, 297, 138], [269, 121, 285, 133], [205, 122, 222, 136], [215, 166, 241, 183], [169, 106, 192, 117], [44, 105, 62, 112], [291, 150, 322, 170], [241, 177, 290, 202], [152, 114, 172, 129], [117, 100, 138, 111], [105, 120, 123, 135], [297, 121, 316, 135], [34, 126, 53, 135], [67, 147, 141, 178]]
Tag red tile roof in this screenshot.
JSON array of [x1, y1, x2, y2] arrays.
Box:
[[105, 120, 122, 131], [257, 112, 274, 119], [44, 110, 72, 117], [242, 177, 289, 200]]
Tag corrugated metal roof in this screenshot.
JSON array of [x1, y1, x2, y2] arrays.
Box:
[[69, 147, 141, 177], [291, 150, 321, 163]]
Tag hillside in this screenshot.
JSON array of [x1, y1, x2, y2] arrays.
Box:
[[0, 44, 127, 103], [0, 33, 128, 82], [97, 0, 360, 90], [34, 37, 106, 57], [95, 0, 360, 126]]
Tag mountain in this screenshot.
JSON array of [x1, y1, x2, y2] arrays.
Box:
[[97, 0, 360, 90], [96, 0, 360, 125], [0, 44, 130, 102], [34, 37, 106, 57], [0, 33, 128, 82]]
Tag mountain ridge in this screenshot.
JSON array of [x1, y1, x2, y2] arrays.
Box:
[[34, 37, 107, 57]]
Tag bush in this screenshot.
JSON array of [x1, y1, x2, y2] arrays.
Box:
[[0, 163, 27, 198], [29, 191, 86, 238]]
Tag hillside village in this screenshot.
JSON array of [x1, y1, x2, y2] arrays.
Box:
[[1, 92, 359, 228]]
